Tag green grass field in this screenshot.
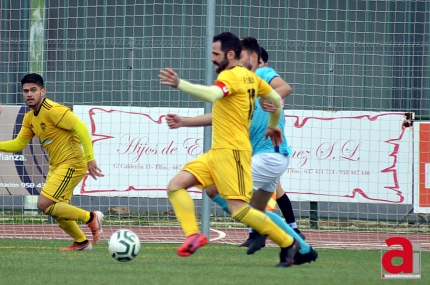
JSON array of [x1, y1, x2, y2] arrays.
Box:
[[0, 239, 428, 285]]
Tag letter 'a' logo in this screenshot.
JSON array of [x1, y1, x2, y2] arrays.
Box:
[[381, 237, 421, 279]]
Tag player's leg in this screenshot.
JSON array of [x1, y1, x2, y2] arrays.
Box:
[[207, 185, 316, 264], [244, 188, 270, 250], [168, 153, 214, 256], [208, 152, 316, 264], [206, 184, 260, 247], [248, 190, 317, 264], [39, 163, 103, 249], [275, 182, 305, 239], [228, 199, 300, 266], [208, 182, 309, 253], [237, 153, 275, 247], [208, 151, 316, 264], [40, 194, 92, 250], [210, 152, 301, 249], [246, 153, 311, 254], [246, 187, 311, 255], [57, 220, 92, 251], [206, 185, 229, 214], [167, 170, 201, 237], [244, 151, 285, 250], [211, 149, 299, 266]]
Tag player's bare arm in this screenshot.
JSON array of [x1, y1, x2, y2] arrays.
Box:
[[270, 77, 292, 99], [260, 77, 292, 112], [159, 68, 223, 103], [259, 98, 278, 113], [159, 68, 180, 88], [165, 114, 183, 129], [87, 159, 103, 180], [166, 113, 213, 129], [261, 89, 283, 146], [264, 127, 283, 147]]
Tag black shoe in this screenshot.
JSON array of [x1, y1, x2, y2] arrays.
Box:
[[294, 247, 318, 265], [238, 231, 257, 247], [276, 239, 300, 267], [246, 233, 266, 255], [294, 228, 306, 241]]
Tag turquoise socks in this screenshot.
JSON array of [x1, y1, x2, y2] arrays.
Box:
[[212, 194, 230, 214], [264, 210, 310, 254], [212, 194, 310, 254]]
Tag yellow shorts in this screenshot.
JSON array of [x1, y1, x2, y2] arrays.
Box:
[[183, 149, 253, 203], [40, 161, 87, 203]]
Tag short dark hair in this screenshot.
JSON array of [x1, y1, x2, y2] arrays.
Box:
[[260, 47, 269, 63], [21, 73, 44, 88], [213, 32, 242, 60], [240, 37, 261, 63]]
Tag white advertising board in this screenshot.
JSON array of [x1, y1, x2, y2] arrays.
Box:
[[73, 106, 204, 199], [73, 106, 413, 204], [280, 111, 412, 204]]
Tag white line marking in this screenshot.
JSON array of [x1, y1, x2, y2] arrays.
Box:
[[209, 228, 226, 241]]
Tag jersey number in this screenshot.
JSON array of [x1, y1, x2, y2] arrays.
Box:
[[247, 88, 256, 121]]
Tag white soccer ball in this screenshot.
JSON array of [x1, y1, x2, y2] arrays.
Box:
[[108, 229, 141, 262]]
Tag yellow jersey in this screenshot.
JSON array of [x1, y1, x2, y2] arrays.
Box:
[[17, 99, 85, 166], [212, 65, 273, 151]]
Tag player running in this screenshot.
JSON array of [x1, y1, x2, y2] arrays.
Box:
[[0, 73, 103, 251], [159, 32, 300, 267], [238, 45, 305, 250], [165, 37, 317, 266]]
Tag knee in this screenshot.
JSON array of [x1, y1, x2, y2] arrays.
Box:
[[37, 198, 54, 214], [37, 201, 48, 213], [166, 174, 188, 192], [167, 179, 185, 193], [166, 171, 196, 192], [275, 184, 285, 198], [166, 179, 179, 193]]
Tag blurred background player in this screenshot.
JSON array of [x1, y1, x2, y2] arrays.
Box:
[[159, 32, 301, 267], [0, 73, 104, 251]]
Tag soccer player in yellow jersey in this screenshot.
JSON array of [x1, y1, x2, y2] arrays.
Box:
[[165, 37, 318, 266], [159, 32, 300, 267], [0, 73, 104, 251]]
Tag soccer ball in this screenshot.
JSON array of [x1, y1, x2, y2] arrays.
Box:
[[108, 229, 141, 262]]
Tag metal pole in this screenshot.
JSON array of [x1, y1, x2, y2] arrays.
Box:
[[128, 37, 134, 106], [328, 42, 335, 110], [200, 0, 216, 239], [29, 0, 46, 75]]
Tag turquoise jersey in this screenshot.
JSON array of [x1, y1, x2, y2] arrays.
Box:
[[256, 67, 284, 106], [255, 66, 278, 84], [251, 67, 292, 156]]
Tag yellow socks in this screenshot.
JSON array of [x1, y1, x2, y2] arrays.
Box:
[[44, 202, 90, 223], [232, 205, 293, 248], [56, 219, 87, 242], [168, 188, 199, 236]]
